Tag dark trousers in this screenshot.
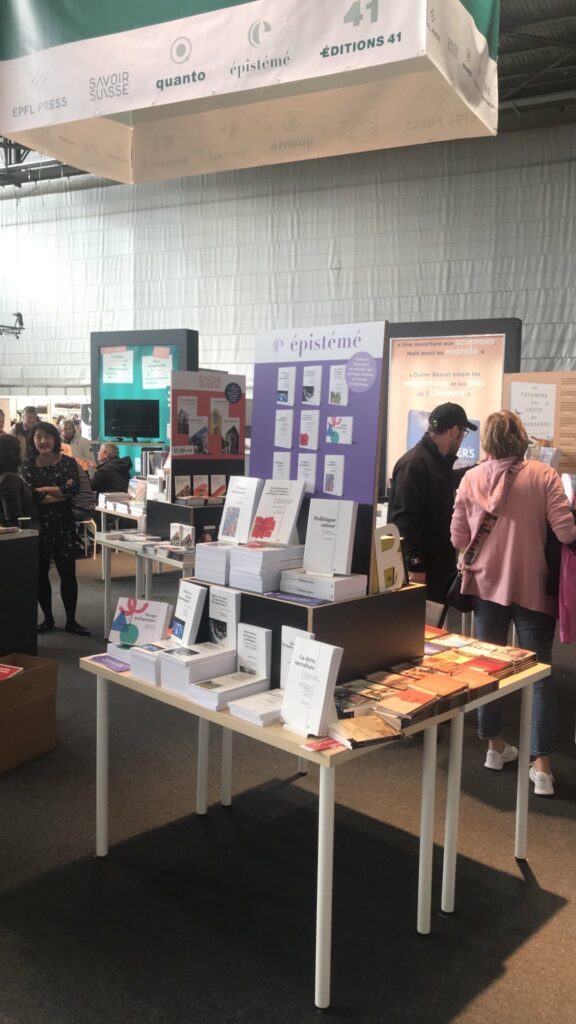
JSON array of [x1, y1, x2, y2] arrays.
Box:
[[472, 597, 557, 758], [38, 550, 78, 625]]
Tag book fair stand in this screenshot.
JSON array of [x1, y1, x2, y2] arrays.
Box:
[[79, 318, 550, 1008]]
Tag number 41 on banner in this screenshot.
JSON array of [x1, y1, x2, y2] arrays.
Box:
[[344, 0, 380, 26]]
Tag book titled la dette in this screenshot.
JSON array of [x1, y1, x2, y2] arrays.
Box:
[[282, 637, 343, 737]]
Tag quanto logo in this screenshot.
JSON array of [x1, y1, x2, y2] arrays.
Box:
[[249, 20, 272, 47], [273, 338, 285, 353], [171, 37, 192, 63]]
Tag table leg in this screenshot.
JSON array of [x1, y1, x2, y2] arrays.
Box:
[[102, 544, 112, 637], [135, 555, 144, 599], [417, 723, 438, 935], [196, 718, 210, 815], [144, 558, 153, 599], [221, 729, 233, 807], [515, 682, 533, 860], [315, 765, 335, 1009], [441, 713, 464, 914], [96, 676, 109, 857]]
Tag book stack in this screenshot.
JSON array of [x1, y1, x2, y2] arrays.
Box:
[[185, 671, 270, 710], [452, 666, 499, 700], [228, 688, 286, 725], [108, 597, 174, 648], [372, 686, 439, 730], [130, 640, 177, 683], [480, 644, 537, 674], [409, 671, 469, 710], [328, 714, 400, 749], [282, 637, 344, 737], [334, 679, 399, 718], [229, 543, 305, 593], [103, 531, 162, 549], [420, 650, 477, 674], [142, 541, 195, 565], [159, 643, 237, 695], [279, 569, 367, 602], [194, 542, 233, 585]]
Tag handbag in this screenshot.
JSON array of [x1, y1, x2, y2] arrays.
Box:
[[439, 460, 524, 627]]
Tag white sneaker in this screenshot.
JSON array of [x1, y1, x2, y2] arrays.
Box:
[[484, 742, 519, 771], [529, 764, 555, 797]]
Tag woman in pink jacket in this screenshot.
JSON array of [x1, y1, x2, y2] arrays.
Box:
[[451, 411, 576, 797]]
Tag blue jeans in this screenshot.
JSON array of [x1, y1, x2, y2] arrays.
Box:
[[472, 598, 556, 758]]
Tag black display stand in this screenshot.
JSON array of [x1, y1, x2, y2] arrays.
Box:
[[194, 582, 425, 687], [146, 500, 224, 541], [0, 531, 39, 656]]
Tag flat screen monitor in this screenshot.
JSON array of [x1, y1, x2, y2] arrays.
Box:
[[104, 399, 160, 440]]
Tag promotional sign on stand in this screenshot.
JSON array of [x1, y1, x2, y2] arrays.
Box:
[[250, 321, 387, 508]]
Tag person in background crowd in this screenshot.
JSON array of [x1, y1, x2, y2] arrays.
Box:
[[22, 422, 90, 636], [11, 405, 39, 460], [0, 434, 35, 527], [60, 419, 96, 471], [0, 409, 8, 436], [388, 402, 477, 606], [451, 410, 576, 797], [91, 443, 132, 494]]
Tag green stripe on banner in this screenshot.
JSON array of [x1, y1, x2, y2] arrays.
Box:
[[0, 0, 254, 61], [459, 0, 500, 61]]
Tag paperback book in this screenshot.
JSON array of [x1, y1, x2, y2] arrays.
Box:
[[328, 714, 400, 749], [249, 479, 305, 546], [185, 671, 269, 710], [171, 580, 207, 647], [280, 625, 315, 689], [208, 586, 241, 647], [160, 643, 237, 693], [279, 569, 367, 602], [108, 597, 173, 647], [237, 622, 272, 679], [303, 498, 357, 576], [219, 477, 265, 544], [281, 637, 343, 737]]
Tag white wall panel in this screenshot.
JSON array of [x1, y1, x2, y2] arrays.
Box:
[[1, 122, 576, 392]]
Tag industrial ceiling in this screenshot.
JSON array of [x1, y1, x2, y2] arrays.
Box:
[[1, 0, 575, 188]]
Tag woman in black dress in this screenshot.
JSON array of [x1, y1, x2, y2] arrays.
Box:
[[23, 423, 90, 635]]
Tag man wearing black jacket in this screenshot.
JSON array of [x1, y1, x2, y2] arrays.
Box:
[[388, 403, 477, 604], [91, 443, 132, 493]]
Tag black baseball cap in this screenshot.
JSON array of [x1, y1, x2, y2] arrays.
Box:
[[428, 403, 477, 432]]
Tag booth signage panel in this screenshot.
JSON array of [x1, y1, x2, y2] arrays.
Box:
[[0, 0, 498, 183]]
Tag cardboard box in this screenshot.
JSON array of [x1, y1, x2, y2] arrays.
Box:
[[0, 654, 58, 774]]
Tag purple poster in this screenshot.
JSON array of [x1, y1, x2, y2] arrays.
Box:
[[250, 322, 387, 505]]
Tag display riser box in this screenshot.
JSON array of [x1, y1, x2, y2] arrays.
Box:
[[0, 531, 38, 657], [192, 583, 425, 687]]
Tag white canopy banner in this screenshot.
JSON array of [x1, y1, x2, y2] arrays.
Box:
[[0, 0, 499, 183]]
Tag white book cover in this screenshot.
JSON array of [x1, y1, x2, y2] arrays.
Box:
[[274, 409, 294, 449], [277, 366, 296, 406], [108, 597, 173, 647], [303, 499, 358, 575], [272, 451, 291, 480], [237, 622, 272, 678], [326, 415, 353, 445], [323, 454, 345, 496], [299, 409, 320, 450], [249, 479, 305, 546], [208, 586, 241, 647], [171, 580, 207, 646], [281, 638, 344, 737], [328, 364, 349, 406], [280, 625, 315, 689], [297, 452, 317, 494], [302, 365, 322, 405], [218, 476, 264, 544]]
